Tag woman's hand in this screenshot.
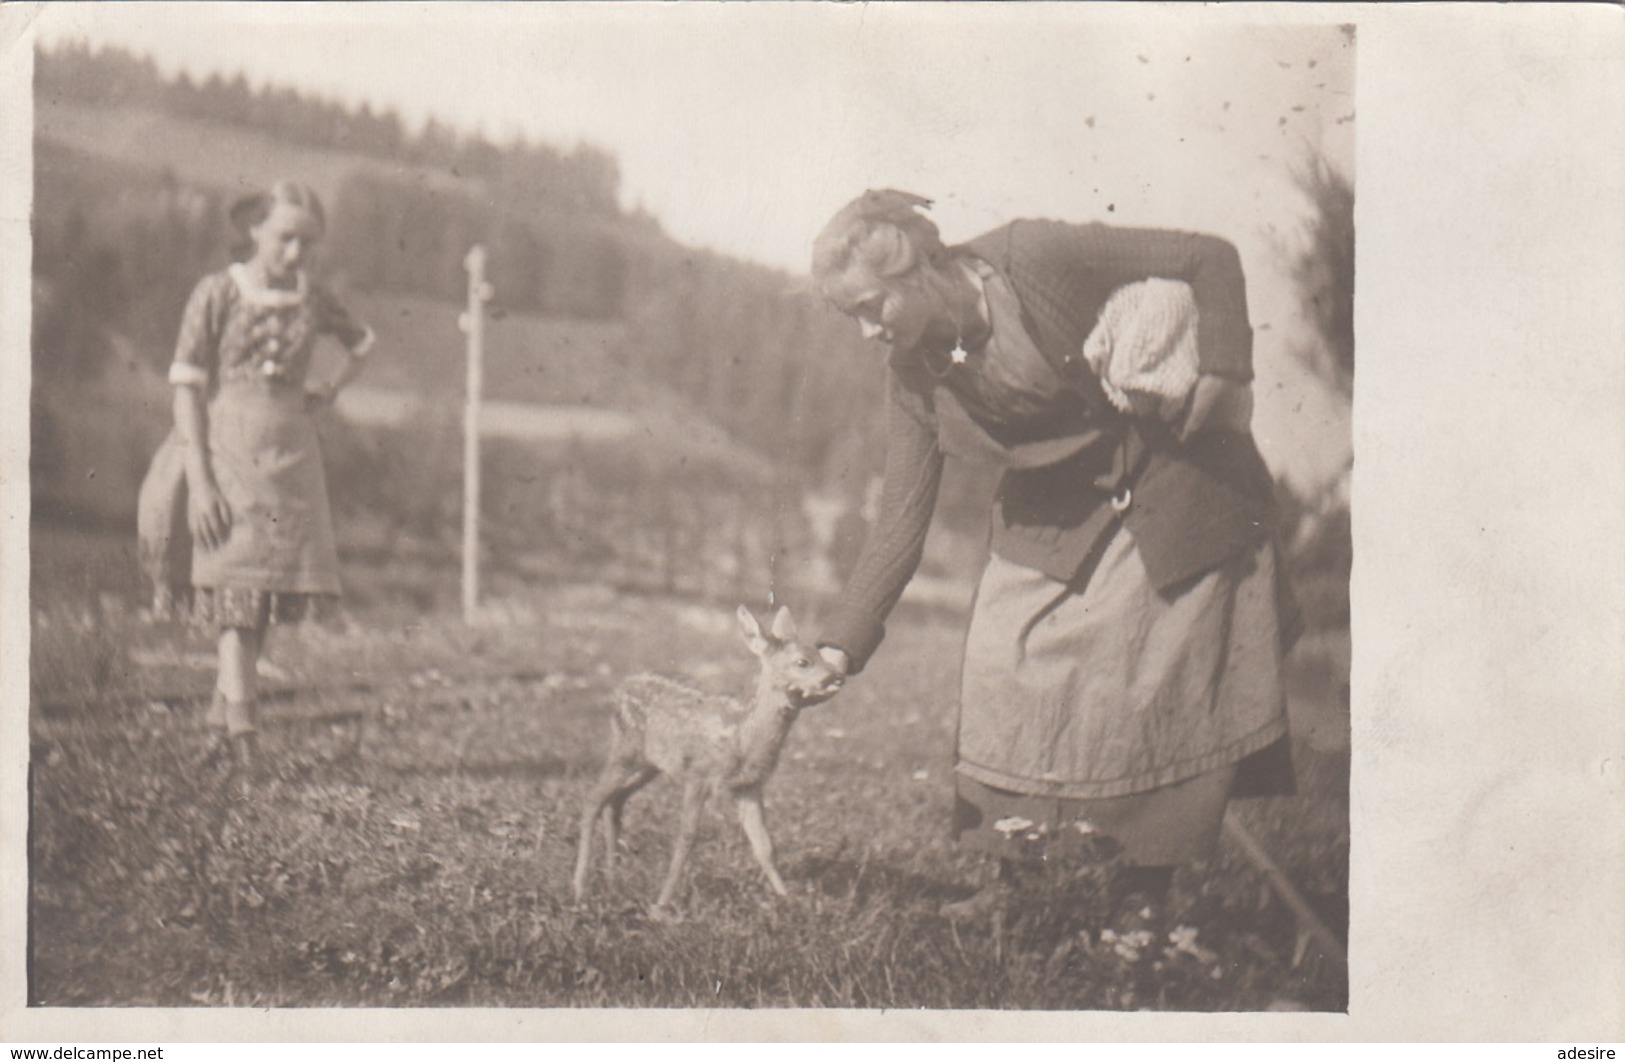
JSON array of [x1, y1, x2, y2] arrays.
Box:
[[189, 478, 233, 552]]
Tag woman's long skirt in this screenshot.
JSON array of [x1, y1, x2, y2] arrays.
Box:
[[953, 526, 1299, 866]]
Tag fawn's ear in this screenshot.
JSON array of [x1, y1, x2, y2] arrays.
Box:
[[769, 606, 799, 643], [737, 605, 770, 655]]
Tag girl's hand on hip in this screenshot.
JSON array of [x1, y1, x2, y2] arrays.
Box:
[[189, 480, 233, 552]]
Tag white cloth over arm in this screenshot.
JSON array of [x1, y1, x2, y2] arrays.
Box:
[[1080, 278, 1201, 424]]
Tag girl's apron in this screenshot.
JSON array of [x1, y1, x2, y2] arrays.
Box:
[[191, 379, 340, 597]]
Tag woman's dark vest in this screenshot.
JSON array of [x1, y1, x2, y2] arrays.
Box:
[[928, 221, 1279, 591]]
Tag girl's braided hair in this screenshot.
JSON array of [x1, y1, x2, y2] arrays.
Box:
[[811, 189, 946, 281]]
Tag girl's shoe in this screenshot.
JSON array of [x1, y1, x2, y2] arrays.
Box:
[[230, 730, 259, 773], [204, 689, 229, 729], [197, 692, 235, 770], [206, 691, 260, 794]]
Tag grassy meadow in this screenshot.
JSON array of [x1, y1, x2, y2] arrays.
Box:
[[28, 525, 1349, 1011]]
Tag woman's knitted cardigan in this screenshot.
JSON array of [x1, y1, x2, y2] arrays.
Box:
[[819, 220, 1279, 673]]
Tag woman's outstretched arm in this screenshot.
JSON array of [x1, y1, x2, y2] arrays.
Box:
[[818, 376, 945, 675]]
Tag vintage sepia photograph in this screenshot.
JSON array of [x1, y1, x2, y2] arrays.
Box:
[[5, 1, 1620, 1043]]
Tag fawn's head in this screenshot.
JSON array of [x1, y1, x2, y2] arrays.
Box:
[[736, 606, 845, 710]]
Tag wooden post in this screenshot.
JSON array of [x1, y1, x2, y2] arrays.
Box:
[[460, 246, 493, 624]]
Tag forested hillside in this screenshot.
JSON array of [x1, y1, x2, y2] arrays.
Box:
[[32, 43, 890, 487]]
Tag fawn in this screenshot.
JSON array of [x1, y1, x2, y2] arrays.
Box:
[[571, 605, 844, 915]]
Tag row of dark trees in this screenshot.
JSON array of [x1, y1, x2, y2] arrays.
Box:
[[32, 146, 231, 380], [325, 172, 636, 319], [35, 41, 623, 218]]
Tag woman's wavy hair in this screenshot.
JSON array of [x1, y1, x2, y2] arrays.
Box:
[[811, 189, 947, 284], [228, 180, 327, 262]]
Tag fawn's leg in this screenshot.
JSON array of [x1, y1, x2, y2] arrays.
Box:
[[735, 787, 788, 897], [603, 766, 658, 883], [654, 777, 710, 913], [574, 766, 635, 903], [572, 792, 606, 904]]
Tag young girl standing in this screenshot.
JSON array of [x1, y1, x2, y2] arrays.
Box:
[[160, 180, 374, 772]]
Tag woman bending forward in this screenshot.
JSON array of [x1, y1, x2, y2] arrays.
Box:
[[810, 190, 1299, 926]]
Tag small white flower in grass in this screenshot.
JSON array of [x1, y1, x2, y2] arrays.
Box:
[[1106, 927, 1153, 960], [993, 816, 1035, 837], [1167, 925, 1219, 964]]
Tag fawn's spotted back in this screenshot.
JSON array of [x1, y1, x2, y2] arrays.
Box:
[[610, 674, 749, 780]]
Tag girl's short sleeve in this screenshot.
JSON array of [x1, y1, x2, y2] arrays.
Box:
[[314, 286, 376, 357], [168, 273, 231, 388]]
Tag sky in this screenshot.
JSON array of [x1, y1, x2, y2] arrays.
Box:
[[31, 4, 1353, 272], [26, 3, 1356, 488]]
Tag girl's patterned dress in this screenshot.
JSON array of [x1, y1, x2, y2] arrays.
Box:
[[164, 263, 373, 629]]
